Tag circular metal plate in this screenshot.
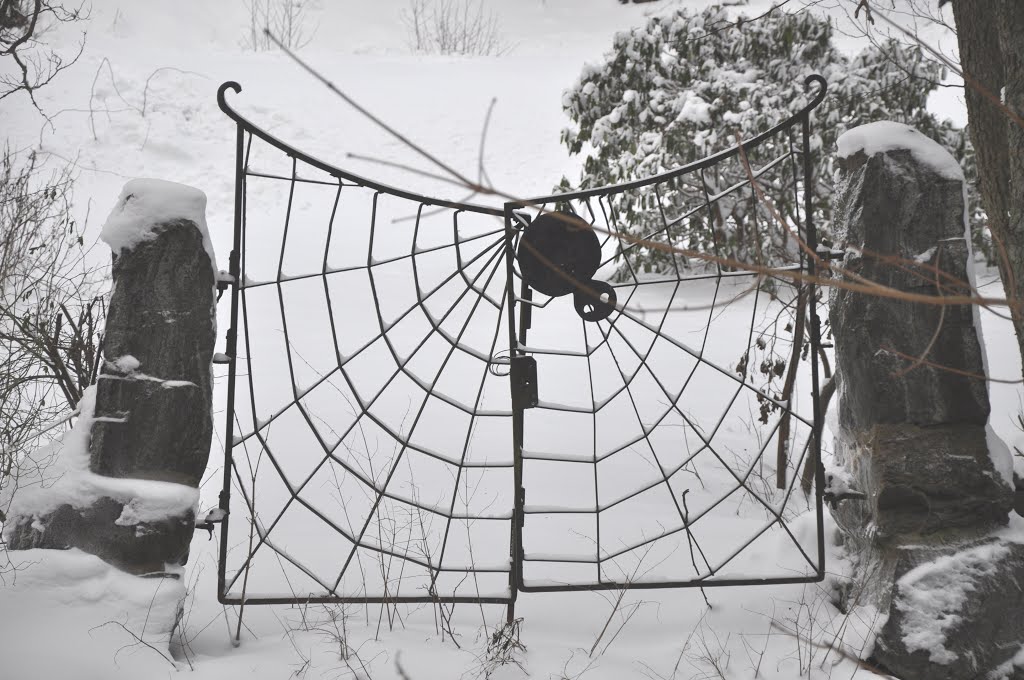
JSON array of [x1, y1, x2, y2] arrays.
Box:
[[516, 211, 601, 298], [573, 280, 617, 322]]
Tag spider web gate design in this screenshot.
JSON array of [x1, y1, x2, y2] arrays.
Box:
[[214, 75, 829, 617]]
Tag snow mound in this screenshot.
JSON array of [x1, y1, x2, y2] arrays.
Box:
[[836, 121, 964, 181], [111, 354, 141, 373], [0, 549, 184, 679], [1, 386, 199, 531], [896, 541, 1010, 664], [101, 178, 217, 271]]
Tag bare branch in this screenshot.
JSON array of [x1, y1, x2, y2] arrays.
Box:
[[0, 1, 88, 112]]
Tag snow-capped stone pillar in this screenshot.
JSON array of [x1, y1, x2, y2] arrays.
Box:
[[5, 180, 216, 575], [830, 122, 1020, 679], [90, 180, 216, 488]]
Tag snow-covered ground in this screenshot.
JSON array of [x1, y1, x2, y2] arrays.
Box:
[[2, 1, 1018, 679]]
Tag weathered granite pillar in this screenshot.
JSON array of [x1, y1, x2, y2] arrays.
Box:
[[830, 122, 1021, 680], [91, 218, 216, 487], [5, 179, 216, 575]]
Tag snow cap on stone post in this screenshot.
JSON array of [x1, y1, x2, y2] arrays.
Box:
[[101, 178, 217, 273]]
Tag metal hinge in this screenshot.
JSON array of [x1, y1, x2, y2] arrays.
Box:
[[195, 507, 228, 540], [216, 250, 240, 301], [518, 487, 526, 527], [815, 243, 846, 261], [823, 490, 867, 509], [213, 327, 236, 364]]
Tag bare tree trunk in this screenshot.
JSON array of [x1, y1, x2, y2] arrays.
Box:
[[999, 2, 1024, 372], [950, 1, 1024, 375], [776, 286, 806, 489]]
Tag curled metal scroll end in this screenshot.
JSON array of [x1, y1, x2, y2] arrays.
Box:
[[217, 81, 243, 114], [803, 74, 827, 110]]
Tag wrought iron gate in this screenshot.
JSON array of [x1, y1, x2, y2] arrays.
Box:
[[214, 74, 828, 610]]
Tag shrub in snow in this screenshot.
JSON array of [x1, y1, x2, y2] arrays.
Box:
[[242, 0, 315, 51], [560, 5, 980, 277], [0, 150, 105, 535], [402, 0, 510, 57]]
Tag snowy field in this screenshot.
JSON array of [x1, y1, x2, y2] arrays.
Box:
[[2, 1, 1020, 679]]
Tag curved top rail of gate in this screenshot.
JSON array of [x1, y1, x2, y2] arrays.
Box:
[[217, 74, 825, 214], [507, 74, 826, 207], [217, 81, 504, 217]]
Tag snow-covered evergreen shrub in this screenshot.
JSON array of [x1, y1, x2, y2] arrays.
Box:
[[561, 5, 980, 276]]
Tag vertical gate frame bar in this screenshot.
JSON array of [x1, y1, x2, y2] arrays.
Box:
[[502, 204, 523, 623], [802, 110, 827, 581], [217, 120, 245, 604]]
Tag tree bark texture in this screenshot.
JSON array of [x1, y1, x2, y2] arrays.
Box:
[[953, 0, 1024, 376], [998, 1, 1024, 372]]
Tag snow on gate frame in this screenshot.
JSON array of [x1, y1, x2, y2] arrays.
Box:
[[213, 75, 829, 619]]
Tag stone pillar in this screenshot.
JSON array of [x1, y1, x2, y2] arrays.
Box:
[[90, 214, 216, 488], [830, 122, 1020, 680], [5, 180, 216, 575]]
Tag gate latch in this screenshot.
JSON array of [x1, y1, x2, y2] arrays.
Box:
[[511, 356, 538, 410], [195, 507, 228, 540]]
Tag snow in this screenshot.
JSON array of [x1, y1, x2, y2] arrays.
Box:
[[986, 422, 1014, 487], [914, 246, 937, 264], [991, 646, 1024, 680], [1, 1, 1015, 679], [102, 370, 199, 388], [0, 549, 185, 679], [824, 463, 856, 498], [110, 354, 140, 373], [1, 386, 199, 531], [959, 177, 1015, 486], [676, 91, 712, 125], [199, 507, 227, 523], [836, 120, 965, 181], [895, 541, 1010, 664], [523, 504, 594, 514], [101, 178, 218, 273]]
